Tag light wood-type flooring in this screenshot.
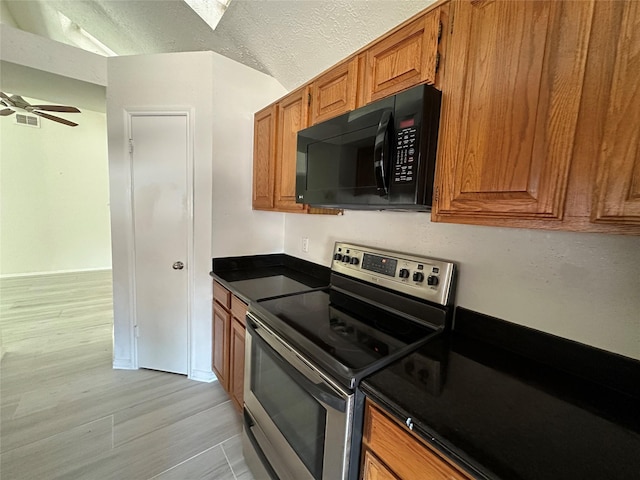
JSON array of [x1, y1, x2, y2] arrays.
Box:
[[0, 270, 255, 480]]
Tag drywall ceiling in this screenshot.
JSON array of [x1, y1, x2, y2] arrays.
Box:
[[1, 0, 436, 91]]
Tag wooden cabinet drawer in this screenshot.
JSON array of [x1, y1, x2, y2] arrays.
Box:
[[361, 449, 400, 480], [363, 401, 470, 480], [213, 280, 231, 309], [231, 296, 248, 326]]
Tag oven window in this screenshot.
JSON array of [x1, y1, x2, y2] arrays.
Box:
[[251, 341, 326, 480]]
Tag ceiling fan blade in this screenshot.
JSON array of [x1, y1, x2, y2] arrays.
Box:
[[31, 105, 81, 113], [0, 91, 11, 102], [33, 111, 78, 127], [0, 108, 15, 116]]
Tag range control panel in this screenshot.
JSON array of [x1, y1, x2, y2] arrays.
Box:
[[331, 242, 456, 306]]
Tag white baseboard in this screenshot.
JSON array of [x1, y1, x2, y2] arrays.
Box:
[[0, 267, 112, 279], [189, 368, 217, 383], [113, 358, 136, 370]]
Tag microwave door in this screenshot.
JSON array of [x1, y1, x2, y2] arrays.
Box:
[[304, 127, 389, 206]]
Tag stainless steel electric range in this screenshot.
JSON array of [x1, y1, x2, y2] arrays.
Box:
[[242, 242, 457, 480]]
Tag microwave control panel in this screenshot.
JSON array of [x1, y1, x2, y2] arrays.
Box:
[[394, 125, 418, 184]]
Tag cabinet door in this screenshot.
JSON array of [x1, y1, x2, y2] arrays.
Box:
[[275, 87, 309, 212], [310, 58, 358, 125], [252, 105, 277, 210], [212, 301, 230, 390], [434, 0, 594, 221], [229, 318, 246, 412], [363, 401, 471, 480], [362, 9, 442, 104], [592, 1, 640, 225], [361, 449, 399, 480]]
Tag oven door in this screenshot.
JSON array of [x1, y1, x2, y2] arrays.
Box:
[[244, 312, 354, 480]]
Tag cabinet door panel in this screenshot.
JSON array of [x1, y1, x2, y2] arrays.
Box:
[[593, 0, 640, 224], [363, 402, 470, 480], [212, 302, 230, 391], [364, 10, 441, 104], [275, 88, 308, 211], [435, 0, 594, 220], [253, 105, 276, 209], [230, 318, 245, 412], [361, 449, 399, 480], [310, 58, 358, 125]]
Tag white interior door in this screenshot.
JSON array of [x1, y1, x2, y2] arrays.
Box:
[[131, 114, 189, 374]]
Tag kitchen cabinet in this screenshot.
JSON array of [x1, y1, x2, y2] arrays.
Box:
[[212, 280, 248, 411], [361, 450, 399, 480], [212, 296, 230, 391], [274, 87, 309, 212], [361, 7, 445, 104], [253, 89, 342, 215], [310, 58, 359, 125], [252, 105, 277, 210], [434, 0, 591, 222], [229, 298, 247, 411], [361, 400, 471, 480], [433, 0, 640, 234], [591, 0, 640, 225]]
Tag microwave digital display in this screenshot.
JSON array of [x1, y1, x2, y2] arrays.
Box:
[[399, 118, 415, 128], [362, 254, 397, 277]]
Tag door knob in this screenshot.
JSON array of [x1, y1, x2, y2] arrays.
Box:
[[172, 261, 184, 270]]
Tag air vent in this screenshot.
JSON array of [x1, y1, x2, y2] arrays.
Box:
[[15, 114, 40, 128]]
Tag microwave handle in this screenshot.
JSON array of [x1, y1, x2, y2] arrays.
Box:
[[374, 110, 393, 196]]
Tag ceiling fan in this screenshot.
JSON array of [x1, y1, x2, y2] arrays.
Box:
[[0, 92, 81, 127]]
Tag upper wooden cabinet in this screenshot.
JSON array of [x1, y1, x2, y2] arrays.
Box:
[[275, 87, 309, 212], [592, 0, 640, 225], [252, 105, 277, 210], [434, 0, 592, 221], [310, 58, 359, 125], [362, 7, 444, 104]]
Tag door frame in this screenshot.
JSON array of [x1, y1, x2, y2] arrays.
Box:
[[125, 108, 195, 375]]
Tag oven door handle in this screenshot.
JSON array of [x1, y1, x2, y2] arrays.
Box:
[[247, 319, 348, 413]]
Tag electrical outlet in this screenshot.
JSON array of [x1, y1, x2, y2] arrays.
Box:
[[302, 237, 309, 253]]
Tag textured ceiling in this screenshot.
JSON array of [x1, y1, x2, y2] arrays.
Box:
[[2, 0, 435, 91]]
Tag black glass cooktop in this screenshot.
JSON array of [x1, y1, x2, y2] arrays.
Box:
[[254, 288, 440, 389], [229, 275, 318, 301]]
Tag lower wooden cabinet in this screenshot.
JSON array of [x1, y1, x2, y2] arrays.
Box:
[[361, 450, 400, 480], [212, 280, 247, 412], [230, 317, 246, 411], [362, 400, 470, 480], [212, 300, 230, 391]]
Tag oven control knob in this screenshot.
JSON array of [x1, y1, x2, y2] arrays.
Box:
[[334, 253, 343, 261], [413, 272, 425, 282], [427, 275, 439, 286], [399, 268, 410, 279], [350, 257, 359, 265], [342, 255, 351, 263]]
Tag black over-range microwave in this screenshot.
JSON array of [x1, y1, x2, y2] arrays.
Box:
[[296, 84, 442, 210]]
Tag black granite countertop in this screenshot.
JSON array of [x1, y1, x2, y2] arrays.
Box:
[[361, 308, 640, 480], [211, 253, 330, 304]]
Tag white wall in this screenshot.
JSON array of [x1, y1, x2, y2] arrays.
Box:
[[107, 51, 285, 379], [211, 55, 287, 257], [0, 96, 111, 276], [0, 24, 107, 87], [284, 212, 640, 360]]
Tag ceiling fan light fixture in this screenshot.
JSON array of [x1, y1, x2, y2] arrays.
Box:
[[184, 0, 232, 31]]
